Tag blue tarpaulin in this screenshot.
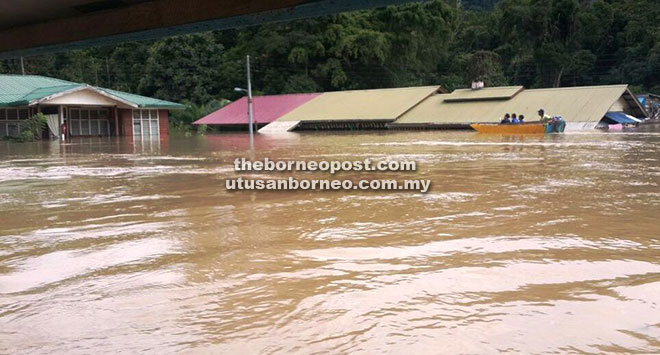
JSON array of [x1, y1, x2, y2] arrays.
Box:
[[604, 112, 641, 124], [637, 96, 646, 106]]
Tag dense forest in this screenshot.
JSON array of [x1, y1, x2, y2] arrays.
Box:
[[2, 0, 659, 126]]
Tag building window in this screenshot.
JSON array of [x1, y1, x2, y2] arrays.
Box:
[[69, 108, 110, 137], [7, 124, 19, 137], [0, 107, 28, 121], [132, 109, 159, 137], [0, 107, 29, 138]]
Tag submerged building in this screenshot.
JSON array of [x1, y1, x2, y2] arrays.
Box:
[[193, 93, 319, 130], [259, 86, 440, 133], [392, 85, 647, 130], [637, 93, 660, 120], [258, 84, 646, 132], [0, 74, 183, 139]]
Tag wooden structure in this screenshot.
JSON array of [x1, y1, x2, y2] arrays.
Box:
[[0, 0, 423, 59]]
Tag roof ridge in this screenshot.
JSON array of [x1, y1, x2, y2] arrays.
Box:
[[252, 93, 320, 97], [454, 85, 523, 91], [320, 85, 440, 94], [448, 84, 629, 93], [525, 84, 628, 92]]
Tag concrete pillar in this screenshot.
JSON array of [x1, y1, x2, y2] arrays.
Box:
[[114, 106, 120, 136], [58, 105, 64, 141]]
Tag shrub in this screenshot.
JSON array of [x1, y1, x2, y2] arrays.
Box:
[[197, 124, 208, 135], [19, 130, 35, 142], [169, 99, 230, 135], [15, 113, 47, 142]]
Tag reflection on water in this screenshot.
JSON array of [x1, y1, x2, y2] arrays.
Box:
[[1, 130, 660, 354]]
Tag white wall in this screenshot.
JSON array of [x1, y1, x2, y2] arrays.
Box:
[[42, 89, 132, 108], [608, 97, 628, 112]]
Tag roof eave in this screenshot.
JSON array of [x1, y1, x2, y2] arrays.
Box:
[[4, 100, 29, 107], [137, 104, 186, 110]]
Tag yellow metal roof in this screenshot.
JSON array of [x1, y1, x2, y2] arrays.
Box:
[[443, 86, 523, 102], [277, 86, 439, 122], [394, 85, 631, 125]]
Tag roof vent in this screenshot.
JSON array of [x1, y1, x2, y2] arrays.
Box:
[[471, 81, 485, 90]]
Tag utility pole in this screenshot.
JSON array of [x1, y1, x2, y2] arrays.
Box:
[[246, 55, 254, 147], [106, 57, 111, 84], [20, 57, 25, 75], [234, 55, 255, 149]]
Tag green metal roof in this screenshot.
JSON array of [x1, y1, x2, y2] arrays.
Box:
[[0, 74, 183, 108], [98, 87, 184, 109], [0, 75, 75, 106], [21, 84, 82, 104]]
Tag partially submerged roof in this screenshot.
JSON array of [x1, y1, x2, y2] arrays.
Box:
[[193, 93, 320, 125], [0, 74, 184, 108], [277, 86, 440, 122], [394, 85, 644, 125]]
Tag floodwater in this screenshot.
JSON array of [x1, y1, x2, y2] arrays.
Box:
[[1, 129, 660, 354]]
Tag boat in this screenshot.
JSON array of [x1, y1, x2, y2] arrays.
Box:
[[470, 123, 545, 134], [471, 121, 566, 134], [545, 120, 566, 133]]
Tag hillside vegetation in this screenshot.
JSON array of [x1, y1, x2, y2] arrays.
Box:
[[2, 0, 659, 122]]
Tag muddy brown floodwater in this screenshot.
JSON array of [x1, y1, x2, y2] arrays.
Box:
[[1, 129, 660, 354]]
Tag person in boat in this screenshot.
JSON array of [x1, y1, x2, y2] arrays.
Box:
[[550, 115, 566, 132], [519, 114, 525, 123], [500, 113, 511, 124], [538, 108, 552, 126], [511, 113, 519, 124]]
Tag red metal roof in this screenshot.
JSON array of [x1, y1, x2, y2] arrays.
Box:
[[193, 93, 320, 125]]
